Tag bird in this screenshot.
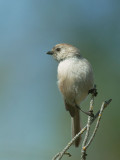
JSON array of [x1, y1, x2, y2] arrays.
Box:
[[46, 43, 94, 147]]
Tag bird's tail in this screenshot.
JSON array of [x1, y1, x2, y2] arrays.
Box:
[[71, 109, 81, 147]]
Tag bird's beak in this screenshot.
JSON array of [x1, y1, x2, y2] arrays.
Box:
[[46, 51, 54, 55]]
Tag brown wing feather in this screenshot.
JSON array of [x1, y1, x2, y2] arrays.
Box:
[[64, 100, 75, 117]]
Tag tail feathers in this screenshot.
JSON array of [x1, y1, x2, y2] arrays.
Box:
[[71, 109, 81, 147], [64, 100, 81, 147]]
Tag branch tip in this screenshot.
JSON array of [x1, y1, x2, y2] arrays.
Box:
[[52, 94, 112, 160], [65, 152, 72, 157], [105, 99, 112, 104]]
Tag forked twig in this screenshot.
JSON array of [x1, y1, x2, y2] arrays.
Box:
[[52, 98, 112, 160], [81, 93, 95, 160], [85, 99, 112, 150], [81, 98, 112, 160]]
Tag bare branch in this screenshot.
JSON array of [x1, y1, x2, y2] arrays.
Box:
[[52, 152, 71, 160], [85, 99, 112, 149], [52, 99, 112, 160], [81, 94, 94, 160]]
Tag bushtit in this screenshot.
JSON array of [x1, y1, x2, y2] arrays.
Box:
[[46, 43, 94, 147]]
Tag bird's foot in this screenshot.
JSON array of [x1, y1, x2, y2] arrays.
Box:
[[76, 105, 94, 117], [88, 85, 98, 97], [88, 110, 94, 117]]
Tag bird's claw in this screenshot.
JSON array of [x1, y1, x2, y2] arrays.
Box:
[[88, 85, 98, 97], [88, 110, 94, 117]]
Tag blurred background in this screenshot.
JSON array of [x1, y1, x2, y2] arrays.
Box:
[[0, 0, 120, 160]]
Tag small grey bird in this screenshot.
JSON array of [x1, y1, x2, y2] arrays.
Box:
[[47, 43, 94, 147]]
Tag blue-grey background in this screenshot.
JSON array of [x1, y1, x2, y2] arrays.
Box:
[[0, 0, 120, 160]]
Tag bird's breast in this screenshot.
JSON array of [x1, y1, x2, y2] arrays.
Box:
[[57, 59, 77, 100], [57, 57, 94, 104]]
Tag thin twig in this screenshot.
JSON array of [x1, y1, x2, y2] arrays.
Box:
[[52, 153, 60, 160], [52, 99, 112, 160], [85, 99, 112, 149], [53, 126, 87, 160], [81, 95, 94, 160], [52, 152, 71, 160]]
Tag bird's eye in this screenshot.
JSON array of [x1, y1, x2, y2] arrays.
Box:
[[56, 48, 61, 51]]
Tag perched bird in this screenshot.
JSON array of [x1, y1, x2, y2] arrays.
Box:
[[46, 43, 94, 147]]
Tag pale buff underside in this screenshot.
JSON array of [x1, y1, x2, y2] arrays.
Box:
[[57, 57, 94, 106]]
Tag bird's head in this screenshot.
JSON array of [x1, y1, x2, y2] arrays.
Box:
[[46, 43, 81, 62]]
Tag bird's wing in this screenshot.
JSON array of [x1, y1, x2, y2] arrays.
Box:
[[64, 100, 75, 117]]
